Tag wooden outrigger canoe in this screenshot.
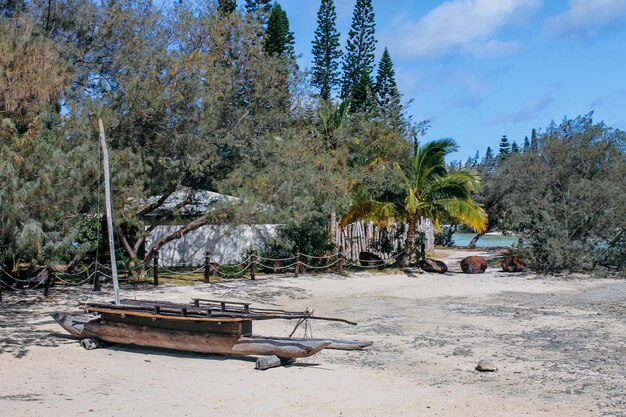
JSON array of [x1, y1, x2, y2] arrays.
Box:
[[52, 298, 372, 360], [57, 123, 371, 366]]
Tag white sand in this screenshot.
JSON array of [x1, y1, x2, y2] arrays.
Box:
[[1, 249, 625, 417]]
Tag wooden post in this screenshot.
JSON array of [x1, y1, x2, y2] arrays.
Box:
[[93, 262, 101, 291], [294, 247, 300, 278], [204, 251, 211, 283], [250, 250, 257, 280], [338, 250, 345, 275], [43, 269, 51, 297], [153, 250, 159, 286]]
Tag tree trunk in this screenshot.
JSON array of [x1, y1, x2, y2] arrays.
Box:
[[444, 223, 457, 247], [116, 225, 142, 277], [468, 231, 485, 248], [329, 211, 337, 249], [66, 252, 84, 273], [145, 213, 221, 261], [398, 217, 417, 267]]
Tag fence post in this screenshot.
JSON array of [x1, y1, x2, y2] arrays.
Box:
[[204, 251, 211, 283], [153, 250, 159, 286], [93, 262, 101, 291], [250, 250, 257, 280], [338, 249, 344, 275], [295, 247, 300, 278], [43, 269, 52, 297]]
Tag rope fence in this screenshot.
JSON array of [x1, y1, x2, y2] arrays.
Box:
[[0, 248, 405, 301]]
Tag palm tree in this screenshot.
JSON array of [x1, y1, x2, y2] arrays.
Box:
[[340, 138, 487, 266]]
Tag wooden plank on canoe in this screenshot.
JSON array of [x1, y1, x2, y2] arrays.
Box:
[[82, 307, 246, 323], [83, 303, 358, 325], [100, 313, 246, 335], [84, 321, 239, 355]]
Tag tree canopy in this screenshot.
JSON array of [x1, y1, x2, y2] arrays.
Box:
[[2, 0, 622, 277]]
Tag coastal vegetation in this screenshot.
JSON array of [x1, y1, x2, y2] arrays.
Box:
[[0, 0, 623, 274]]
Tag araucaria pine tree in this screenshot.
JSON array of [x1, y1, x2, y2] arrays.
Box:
[[498, 135, 511, 159], [263, 4, 295, 59], [375, 47, 403, 130], [341, 0, 376, 103], [311, 0, 342, 101], [483, 146, 495, 171], [530, 128, 539, 151], [350, 69, 374, 112]]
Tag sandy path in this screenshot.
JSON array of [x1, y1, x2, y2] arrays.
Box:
[[1, 249, 625, 417]]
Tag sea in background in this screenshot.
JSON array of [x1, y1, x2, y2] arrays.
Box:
[[451, 232, 519, 248]]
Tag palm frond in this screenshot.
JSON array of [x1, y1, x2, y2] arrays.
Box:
[[437, 199, 488, 233], [339, 199, 396, 228]]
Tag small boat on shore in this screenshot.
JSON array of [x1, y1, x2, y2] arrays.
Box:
[[52, 298, 372, 360]]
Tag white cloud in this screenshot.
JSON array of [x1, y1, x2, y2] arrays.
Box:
[[380, 0, 540, 59], [545, 0, 626, 38]]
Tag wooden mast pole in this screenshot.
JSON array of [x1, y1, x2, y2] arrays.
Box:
[[98, 118, 120, 306]]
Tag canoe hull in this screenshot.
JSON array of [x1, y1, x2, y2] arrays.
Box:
[[51, 312, 341, 358]]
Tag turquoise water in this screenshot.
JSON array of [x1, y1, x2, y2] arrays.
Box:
[[451, 232, 519, 248]]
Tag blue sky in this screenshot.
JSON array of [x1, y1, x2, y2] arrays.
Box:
[[262, 0, 626, 161]]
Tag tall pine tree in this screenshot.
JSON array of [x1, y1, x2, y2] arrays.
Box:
[[350, 68, 374, 112], [498, 135, 511, 160], [375, 47, 403, 130], [341, 0, 376, 103], [483, 146, 495, 169], [263, 4, 295, 59], [311, 0, 342, 101], [530, 128, 538, 151]]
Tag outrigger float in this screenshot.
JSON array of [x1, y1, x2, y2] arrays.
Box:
[[52, 298, 372, 362]]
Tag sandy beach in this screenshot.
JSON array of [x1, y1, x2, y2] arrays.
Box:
[[1, 248, 625, 417]]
